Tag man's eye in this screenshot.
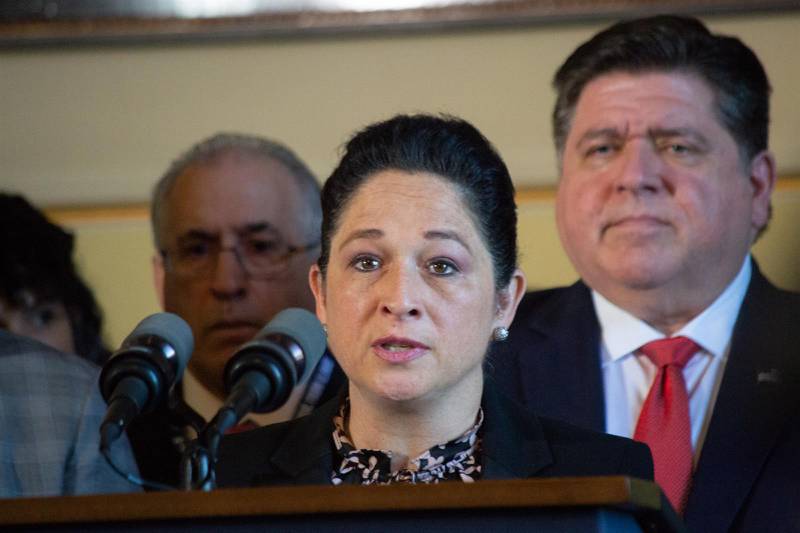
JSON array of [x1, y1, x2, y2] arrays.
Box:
[[247, 239, 280, 256], [428, 260, 458, 276], [668, 144, 691, 154], [586, 144, 615, 157], [658, 139, 699, 157], [179, 243, 210, 259], [352, 256, 381, 272]]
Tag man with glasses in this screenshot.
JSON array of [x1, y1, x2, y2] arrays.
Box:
[[128, 133, 341, 487]]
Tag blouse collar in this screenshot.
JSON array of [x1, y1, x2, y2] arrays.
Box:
[[330, 398, 484, 485]]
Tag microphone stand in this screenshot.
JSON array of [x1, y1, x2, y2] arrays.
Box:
[[179, 349, 298, 491], [179, 438, 215, 491], [178, 383, 267, 491]]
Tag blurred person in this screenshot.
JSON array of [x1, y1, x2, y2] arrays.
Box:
[[217, 114, 653, 488], [489, 15, 800, 532], [0, 193, 109, 365], [0, 329, 140, 497], [129, 133, 343, 487]]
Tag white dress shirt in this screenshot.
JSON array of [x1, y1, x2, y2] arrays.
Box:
[[595, 256, 752, 463], [183, 368, 310, 427]]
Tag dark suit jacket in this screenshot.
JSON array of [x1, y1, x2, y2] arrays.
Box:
[[0, 331, 141, 497], [127, 352, 346, 488], [487, 264, 800, 532], [215, 379, 653, 488]]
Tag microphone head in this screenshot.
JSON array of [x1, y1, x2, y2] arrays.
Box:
[[258, 308, 326, 383], [122, 312, 194, 379]]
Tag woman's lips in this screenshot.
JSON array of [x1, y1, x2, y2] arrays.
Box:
[[371, 336, 430, 363]]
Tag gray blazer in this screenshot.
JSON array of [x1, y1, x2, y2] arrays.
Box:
[[0, 330, 141, 498]]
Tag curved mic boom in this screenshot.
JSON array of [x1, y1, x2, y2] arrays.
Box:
[[210, 308, 326, 436], [99, 312, 193, 450]]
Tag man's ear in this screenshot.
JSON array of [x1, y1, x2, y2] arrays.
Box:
[[749, 149, 777, 234], [152, 253, 166, 310], [495, 268, 527, 329], [308, 264, 327, 326]]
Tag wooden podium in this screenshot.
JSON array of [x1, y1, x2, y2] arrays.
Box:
[[0, 476, 686, 532]]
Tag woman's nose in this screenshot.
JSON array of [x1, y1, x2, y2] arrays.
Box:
[[379, 263, 421, 319]]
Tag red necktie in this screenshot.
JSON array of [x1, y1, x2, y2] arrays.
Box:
[[224, 419, 259, 435], [633, 336, 699, 515]]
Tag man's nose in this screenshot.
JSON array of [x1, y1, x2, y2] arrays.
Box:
[[209, 247, 247, 300], [613, 142, 665, 196]]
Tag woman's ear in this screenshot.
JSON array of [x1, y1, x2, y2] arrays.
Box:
[[308, 264, 328, 326], [495, 268, 527, 328]]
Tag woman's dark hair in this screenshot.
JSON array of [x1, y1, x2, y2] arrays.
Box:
[[0, 193, 109, 364], [319, 114, 517, 289], [552, 15, 770, 164]]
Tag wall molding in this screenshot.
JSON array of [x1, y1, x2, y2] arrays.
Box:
[[46, 175, 800, 224]]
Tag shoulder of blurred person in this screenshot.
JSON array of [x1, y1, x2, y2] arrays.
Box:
[[0, 193, 110, 366], [0, 330, 141, 498], [215, 378, 652, 488]]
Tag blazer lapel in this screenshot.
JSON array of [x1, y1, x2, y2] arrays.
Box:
[[480, 380, 554, 479], [269, 398, 339, 485], [518, 282, 605, 431], [685, 266, 800, 531]]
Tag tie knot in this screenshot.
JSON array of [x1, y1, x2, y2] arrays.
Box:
[[639, 336, 699, 368]]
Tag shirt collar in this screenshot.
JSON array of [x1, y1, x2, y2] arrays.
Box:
[[183, 368, 308, 427], [593, 255, 752, 364], [182, 368, 223, 423]]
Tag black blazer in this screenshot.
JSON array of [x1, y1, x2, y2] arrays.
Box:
[[487, 263, 800, 533], [216, 379, 653, 488]]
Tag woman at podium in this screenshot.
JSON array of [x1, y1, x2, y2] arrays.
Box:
[[217, 114, 653, 486]]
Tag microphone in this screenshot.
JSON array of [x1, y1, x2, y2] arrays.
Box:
[[99, 312, 193, 450], [209, 308, 326, 437]]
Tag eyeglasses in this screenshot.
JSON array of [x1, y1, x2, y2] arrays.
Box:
[[161, 233, 319, 280]]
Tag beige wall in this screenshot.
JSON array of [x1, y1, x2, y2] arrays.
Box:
[[55, 182, 800, 347], [4, 11, 800, 346], [2, 12, 799, 206]]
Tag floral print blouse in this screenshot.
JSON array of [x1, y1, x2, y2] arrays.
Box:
[[330, 400, 483, 485]]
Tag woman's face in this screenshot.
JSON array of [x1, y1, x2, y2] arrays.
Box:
[[0, 291, 75, 354], [310, 170, 523, 406]]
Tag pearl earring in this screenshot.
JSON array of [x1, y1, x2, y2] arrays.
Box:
[[492, 326, 509, 342]]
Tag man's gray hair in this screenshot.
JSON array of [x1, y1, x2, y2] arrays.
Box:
[[151, 133, 321, 249]]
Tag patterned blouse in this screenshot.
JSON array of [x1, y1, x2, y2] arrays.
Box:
[[330, 400, 483, 485]]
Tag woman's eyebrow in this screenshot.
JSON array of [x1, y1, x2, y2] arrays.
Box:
[[424, 230, 471, 253], [337, 228, 384, 251]]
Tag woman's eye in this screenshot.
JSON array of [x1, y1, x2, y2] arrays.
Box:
[[25, 305, 56, 329], [428, 260, 458, 276], [352, 256, 381, 272]]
